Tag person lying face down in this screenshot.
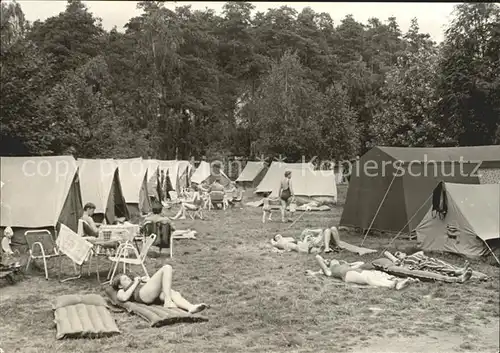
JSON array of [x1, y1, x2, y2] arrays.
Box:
[[312, 255, 418, 290], [111, 264, 209, 314]]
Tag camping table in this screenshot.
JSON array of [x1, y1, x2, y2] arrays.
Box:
[[89, 225, 140, 284]]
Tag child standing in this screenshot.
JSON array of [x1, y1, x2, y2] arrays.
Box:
[[1, 227, 15, 256], [261, 192, 273, 223]]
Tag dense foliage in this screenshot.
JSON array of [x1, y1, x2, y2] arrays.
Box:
[[1, 1, 499, 160]]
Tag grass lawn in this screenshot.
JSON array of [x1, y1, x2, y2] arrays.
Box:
[[1, 185, 499, 353]]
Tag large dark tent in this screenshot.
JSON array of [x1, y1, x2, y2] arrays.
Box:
[[340, 145, 500, 234]]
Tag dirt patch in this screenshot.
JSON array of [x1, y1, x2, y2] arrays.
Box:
[[353, 319, 499, 353]]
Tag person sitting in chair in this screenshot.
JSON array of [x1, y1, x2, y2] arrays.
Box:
[[143, 201, 173, 226], [172, 185, 203, 220], [111, 264, 209, 313], [310, 255, 417, 290], [81, 203, 99, 237], [271, 234, 309, 252], [209, 180, 224, 193]]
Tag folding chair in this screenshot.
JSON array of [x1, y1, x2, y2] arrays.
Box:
[[107, 233, 156, 281], [142, 221, 174, 258], [186, 196, 204, 220], [78, 219, 99, 238], [87, 225, 131, 283], [56, 224, 93, 283], [25, 229, 77, 280], [209, 191, 226, 210]]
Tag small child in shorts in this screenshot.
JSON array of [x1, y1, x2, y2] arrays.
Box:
[[261, 192, 273, 223]]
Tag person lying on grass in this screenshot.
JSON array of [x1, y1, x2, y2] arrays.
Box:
[[308, 255, 418, 290], [111, 264, 209, 314], [271, 226, 342, 253], [394, 251, 471, 277]]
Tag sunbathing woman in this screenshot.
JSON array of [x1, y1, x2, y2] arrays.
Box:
[[172, 185, 203, 220], [312, 255, 417, 290], [111, 264, 209, 314]]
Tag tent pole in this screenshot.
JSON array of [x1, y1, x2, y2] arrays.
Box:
[[381, 193, 433, 254], [361, 173, 397, 246], [484, 241, 500, 266], [288, 209, 309, 229]]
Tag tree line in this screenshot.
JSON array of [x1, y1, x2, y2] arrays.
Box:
[[1, 1, 499, 161]]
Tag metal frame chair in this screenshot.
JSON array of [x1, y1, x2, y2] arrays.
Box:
[[142, 221, 174, 258], [186, 196, 205, 219], [25, 229, 77, 280], [107, 233, 156, 281]]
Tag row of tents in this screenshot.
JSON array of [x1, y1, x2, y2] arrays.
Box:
[[0, 157, 232, 244]]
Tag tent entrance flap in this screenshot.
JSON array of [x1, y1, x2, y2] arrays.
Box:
[[415, 182, 500, 257]]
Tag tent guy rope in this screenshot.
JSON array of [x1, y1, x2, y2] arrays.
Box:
[[361, 172, 397, 246]]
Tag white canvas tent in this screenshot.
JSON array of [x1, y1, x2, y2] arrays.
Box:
[[190, 161, 230, 186], [236, 161, 268, 188], [158, 160, 194, 194], [115, 157, 152, 217], [255, 162, 337, 204], [77, 159, 129, 224], [176, 160, 193, 190], [416, 182, 500, 257], [0, 156, 83, 244]]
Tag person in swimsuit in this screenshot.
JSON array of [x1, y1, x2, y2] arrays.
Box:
[[110, 264, 209, 313], [270, 226, 341, 253], [261, 192, 273, 223], [172, 185, 204, 220], [278, 171, 294, 223], [312, 255, 417, 290]]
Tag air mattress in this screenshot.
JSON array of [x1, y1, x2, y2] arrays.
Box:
[[105, 287, 208, 327], [53, 294, 120, 339]]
